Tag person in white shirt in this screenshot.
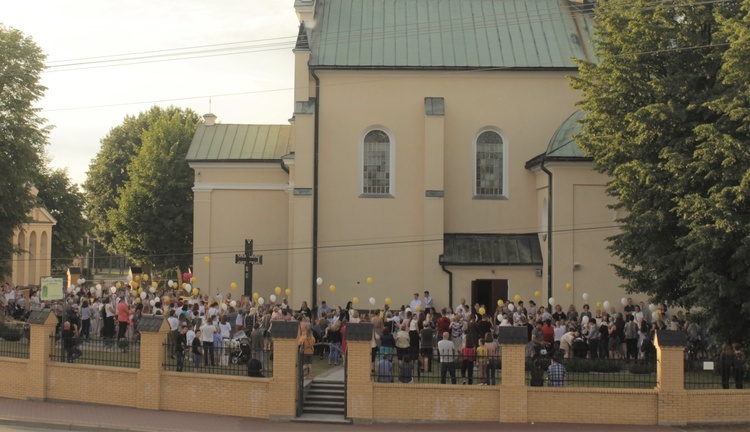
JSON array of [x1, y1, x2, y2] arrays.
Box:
[[167, 310, 180, 358], [200, 317, 217, 366], [423, 291, 433, 311], [409, 293, 422, 311], [455, 298, 468, 318], [437, 332, 457, 384]]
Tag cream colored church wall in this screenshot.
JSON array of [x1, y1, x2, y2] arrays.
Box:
[[192, 186, 289, 298], [309, 70, 577, 310]]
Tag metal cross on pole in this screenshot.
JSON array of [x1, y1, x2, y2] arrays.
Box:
[[235, 239, 262, 298]]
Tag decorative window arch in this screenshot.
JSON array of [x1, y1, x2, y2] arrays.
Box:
[[474, 129, 507, 198], [360, 127, 394, 197]]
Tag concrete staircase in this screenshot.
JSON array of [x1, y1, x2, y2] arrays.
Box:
[[294, 380, 350, 424]]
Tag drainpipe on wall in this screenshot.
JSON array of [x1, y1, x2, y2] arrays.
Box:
[[440, 258, 453, 309], [540, 156, 553, 304], [311, 68, 321, 309]]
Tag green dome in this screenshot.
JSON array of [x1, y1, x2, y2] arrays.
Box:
[[545, 110, 586, 158]]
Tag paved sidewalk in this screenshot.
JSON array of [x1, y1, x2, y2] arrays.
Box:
[[0, 397, 692, 432]]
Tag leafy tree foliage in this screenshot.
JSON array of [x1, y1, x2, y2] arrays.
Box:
[[572, 0, 750, 343], [0, 26, 49, 278], [34, 168, 89, 272], [84, 106, 194, 250], [107, 108, 199, 271]]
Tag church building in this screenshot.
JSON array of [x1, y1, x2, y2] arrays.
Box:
[[188, 0, 628, 313]]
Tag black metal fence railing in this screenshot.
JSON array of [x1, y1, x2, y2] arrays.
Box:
[[49, 335, 140, 368], [0, 321, 30, 359], [372, 352, 502, 385], [525, 357, 657, 388], [685, 356, 749, 390], [162, 341, 273, 378]]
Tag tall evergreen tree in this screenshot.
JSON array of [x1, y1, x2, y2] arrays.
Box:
[[0, 26, 49, 278], [572, 0, 749, 342]]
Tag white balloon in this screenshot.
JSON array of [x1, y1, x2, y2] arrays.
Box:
[[67, 286, 73, 293], [127, 275, 132, 282], [270, 294, 277, 302], [582, 316, 590, 325], [110, 287, 116, 294], [648, 304, 657, 312], [603, 301, 611, 310], [508, 303, 515, 311], [168, 280, 174, 288], [652, 311, 660, 321], [149, 287, 156, 294], [185, 283, 192, 291], [621, 297, 628, 306], [316, 277, 323, 286], [369, 297, 376, 305], [497, 314, 504, 321], [81, 278, 86, 284], [582, 293, 589, 301], [96, 284, 102, 291], [548, 297, 556, 306], [230, 300, 237, 308], [221, 304, 228, 311], [150, 300, 156, 307], [258, 297, 265, 305], [140, 292, 147, 299], [155, 297, 160, 303], [76, 279, 82, 285], [75, 287, 81, 293]]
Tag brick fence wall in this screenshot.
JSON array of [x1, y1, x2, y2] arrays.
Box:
[[0, 316, 745, 426]]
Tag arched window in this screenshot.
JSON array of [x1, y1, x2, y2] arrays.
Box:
[[474, 130, 506, 197], [361, 129, 393, 196]]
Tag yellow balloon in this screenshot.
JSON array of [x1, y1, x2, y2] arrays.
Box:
[[479, 307, 486, 316], [497, 299, 504, 307], [151, 282, 158, 289], [191, 277, 197, 284], [565, 283, 573, 291], [138, 287, 143, 294], [415, 305, 421, 311], [136, 298, 142, 304], [353, 297, 359, 304], [514, 294, 521, 302], [192, 288, 199, 296], [163, 296, 170, 302], [134, 275, 140, 282], [204, 256, 210, 264], [142, 274, 149, 281], [230, 282, 237, 290], [596, 301, 603, 308], [385, 297, 392, 306], [329, 285, 336, 293], [285, 288, 291, 296], [275, 287, 282, 295], [534, 291, 541, 298], [366, 277, 373, 285], [130, 281, 138, 289], [115, 282, 121, 289]]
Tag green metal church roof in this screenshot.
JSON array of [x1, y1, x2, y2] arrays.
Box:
[[307, 0, 595, 69], [442, 233, 543, 266], [545, 109, 586, 158], [186, 124, 292, 162]]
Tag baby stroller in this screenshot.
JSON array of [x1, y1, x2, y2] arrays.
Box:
[[229, 332, 252, 365]]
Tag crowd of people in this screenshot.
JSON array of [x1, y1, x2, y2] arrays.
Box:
[[3, 281, 743, 387]]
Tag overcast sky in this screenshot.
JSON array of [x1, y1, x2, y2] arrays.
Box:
[[4, 0, 299, 186]]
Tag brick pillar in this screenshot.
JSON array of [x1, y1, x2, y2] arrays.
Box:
[[498, 327, 528, 423], [655, 330, 687, 426], [135, 316, 169, 410], [26, 311, 57, 401], [268, 321, 300, 420], [345, 323, 374, 422]]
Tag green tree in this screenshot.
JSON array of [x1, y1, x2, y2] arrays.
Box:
[[571, 0, 749, 343], [84, 106, 193, 250], [34, 168, 89, 272], [0, 26, 49, 278], [108, 108, 199, 271]]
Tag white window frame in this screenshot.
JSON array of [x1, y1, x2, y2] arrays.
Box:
[[473, 127, 508, 199], [359, 126, 395, 198]]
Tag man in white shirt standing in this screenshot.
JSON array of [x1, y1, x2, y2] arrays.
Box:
[[423, 291, 433, 311], [455, 298, 468, 318], [409, 293, 422, 311], [437, 332, 457, 384], [167, 310, 180, 358]]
